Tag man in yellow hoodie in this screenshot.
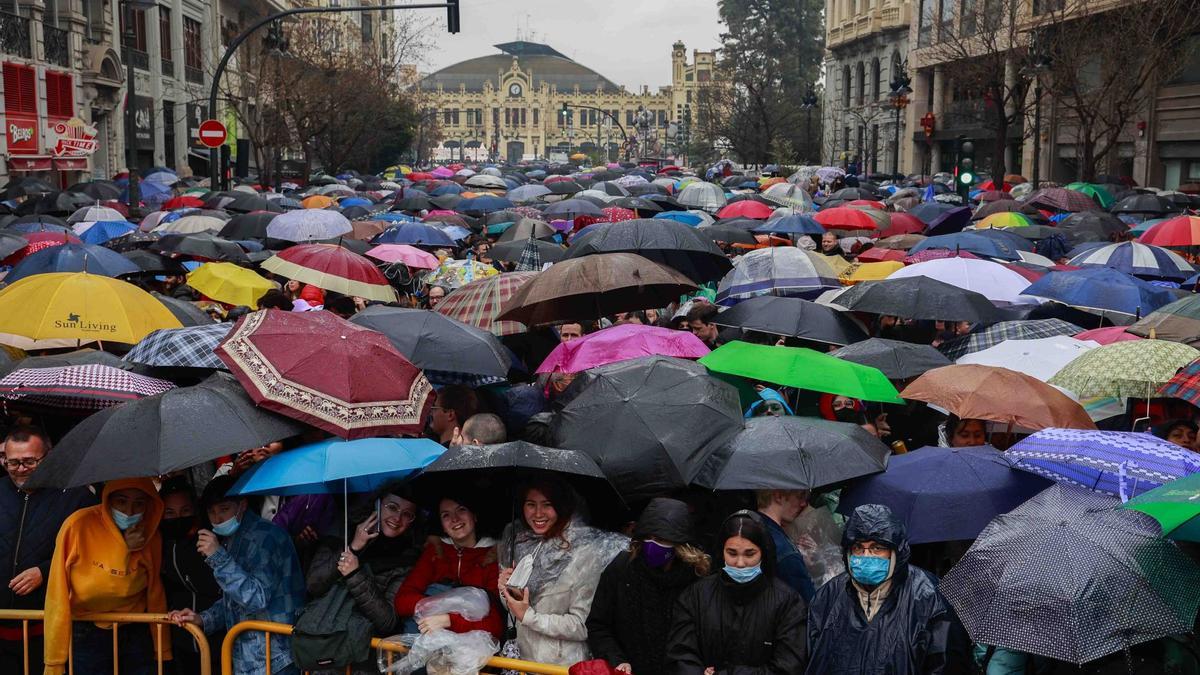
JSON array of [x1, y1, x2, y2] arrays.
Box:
[[43, 477, 171, 675]]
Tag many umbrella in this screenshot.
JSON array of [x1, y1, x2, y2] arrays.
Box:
[[260, 243, 396, 302], [0, 272, 181, 344], [565, 219, 731, 283], [831, 338, 951, 380], [701, 341, 903, 403], [832, 276, 1001, 323], [435, 272, 536, 336], [901, 365, 1096, 431], [1048, 339, 1200, 400], [0, 364, 174, 414], [711, 295, 867, 346], [536, 323, 709, 374]]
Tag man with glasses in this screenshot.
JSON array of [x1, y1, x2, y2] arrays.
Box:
[[805, 504, 968, 674], [0, 426, 95, 673]]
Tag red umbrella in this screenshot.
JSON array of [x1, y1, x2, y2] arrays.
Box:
[[260, 243, 396, 302], [847, 199, 886, 210], [856, 247, 907, 263], [878, 212, 926, 238], [2, 232, 82, 265], [216, 309, 433, 438], [600, 207, 637, 223], [408, 172, 433, 182], [814, 207, 879, 231], [164, 196, 205, 210], [1139, 215, 1200, 247], [1002, 262, 1048, 283], [716, 201, 774, 220], [978, 180, 1013, 192]]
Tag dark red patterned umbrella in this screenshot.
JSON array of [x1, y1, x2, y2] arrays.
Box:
[[216, 309, 433, 438]]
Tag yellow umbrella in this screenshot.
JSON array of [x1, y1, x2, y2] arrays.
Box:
[[187, 263, 277, 307], [809, 251, 852, 276], [0, 272, 181, 344], [840, 261, 905, 285]]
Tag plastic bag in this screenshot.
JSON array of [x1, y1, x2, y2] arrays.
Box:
[[786, 503, 846, 588], [414, 586, 490, 622], [377, 629, 498, 675]]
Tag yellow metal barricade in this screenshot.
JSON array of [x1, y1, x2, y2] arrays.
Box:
[[0, 609, 211, 675], [222, 620, 570, 675]]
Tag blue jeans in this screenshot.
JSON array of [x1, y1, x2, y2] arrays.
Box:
[[70, 622, 156, 675]]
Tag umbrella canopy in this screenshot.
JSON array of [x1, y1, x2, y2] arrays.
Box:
[[73, 220, 138, 246], [1123, 473, 1200, 542], [218, 212, 278, 240], [716, 200, 774, 220], [0, 272, 181, 344], [230, 437, 444, 496], [840, 446, 1054, 544], [1048, 339, 1200, 400], [5, 242, 140, 283], [1074, 326, 1142, 345], [1138, 214, 1200, 247], [1111, 193, 1179, 216], [551, 355, 744, 500], [153, 215, 226, 235], [956, 336, 1099, 381], [902, 365, 1096, 431], [497, 253, 697, 326], [1157, 356, 1200, 407], [543, 199, 604, 219], [497, 217, 556, 242], [216, 309, 433, 438], [887, 257, 1032, 305], [702, 340, 903, 403], [435, 272, 536, 336], [536, 323, 709, 374], [814, 207, 879, 231], [372, 222, 457, 247], [1021, 267, 1176, 319], [365, 244, 440, 270], [676, 182, 727, 211], [186, 262, 275, 307], [1026, 187, 1103, 213], [713, 295, 867, 346], [152, 292, 215, 328], [153, 232, 249, 263], [349, 306, 510, 384], [831, 338, 952, 380], [123, 322, 232, 369], [715, 246, 839, 305], [908, 231, 1023, 261], [260, 243, 396, 302], [490, 238, 566, 264], [0, 364, 174, 414], [1067, 241, 1195, 280], [832, 276, 1001, 323], [753, 214, 824, 236], [1058, 211, 1128, 238], [696, 416, 890, 490], [22, 372, 303, 489], [265, 209, 353, 242], [939, 484, 1200, 665], [0, 348, 121, 379], [565, 219, 731, 283], [422, 259, 499, 290], [761, 182, 814, 210]]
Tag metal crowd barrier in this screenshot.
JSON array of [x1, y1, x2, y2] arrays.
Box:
[[222, 620, 570, 675], [0, 609, 210, 675]]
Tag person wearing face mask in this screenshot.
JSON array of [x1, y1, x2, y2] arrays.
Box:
[[43, 478, 171, 675], [665, 510, 808, 674], [158, 479, 221, 675], [586, 498, 711, 675], [805, 504, 967, 675], [167, 476, 305, 675]]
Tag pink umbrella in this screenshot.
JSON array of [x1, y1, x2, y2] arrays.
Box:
[[430, 166, 454, 179], [1074, 326, 1143, 345], [365, 244, 440, 270], [536, 323, 710, 374], [426, 209, 459, 217]]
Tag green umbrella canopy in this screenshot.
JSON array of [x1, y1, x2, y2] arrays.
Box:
[[700, 340, 903, 404], [1123, 473, 1200, 542], [1065, 182, 1115, 209]]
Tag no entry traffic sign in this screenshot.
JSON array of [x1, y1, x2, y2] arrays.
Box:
[[197, 119, 227, 148]]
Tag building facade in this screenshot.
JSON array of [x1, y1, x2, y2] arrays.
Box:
[[417, 40, 717, 164], [822, 0, 913, 175]]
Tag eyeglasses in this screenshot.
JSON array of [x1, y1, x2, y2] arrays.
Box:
[[382, 502, 416, 521], [2, 457, 42, 470], [850, 543, 891, 556]]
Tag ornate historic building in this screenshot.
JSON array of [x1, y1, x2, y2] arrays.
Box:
[[417, 40, 717, 163]]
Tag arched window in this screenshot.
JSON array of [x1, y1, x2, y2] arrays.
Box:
[[842, 65, 852, 107], [856, 62, 866, 105], [872, 58, 882, 101], [891, 51, 903, 85]]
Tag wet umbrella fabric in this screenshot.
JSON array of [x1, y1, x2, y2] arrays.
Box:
[[838, 445, 1053, 544], [936, 319, 1084, 360], [695, 416, 889, 491], [1013, 267, 1176, 319], [536, 323, 710, 374], [151, 292, 214, 328], [1123, 473, 1200, 542], [832, 276, 1001, 323], [230, 437, 444, 497], [565, 219, 731, 283], [712, 296, 868, 347], [5, 242, 140, 283], [831, 338, 951, 380], [22, 372, 305, 490], [901, 365, 1096, 431], [349, 306, 511, 382], [0, 364, 174, 414], [124, 322, 232, 369], [701, 341, 903, 403], [939, 483, 1200, 665], [0, 349, 123, 379]]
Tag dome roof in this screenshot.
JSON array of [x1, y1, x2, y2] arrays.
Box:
[[419, 41, 620, 94]]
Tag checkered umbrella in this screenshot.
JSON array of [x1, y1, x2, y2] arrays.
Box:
[[1048, 339, 1200, 400], [514, 239, 542, 272], [1025, 187, 1103, 213], [0, 364, 174, 413], [124, 323, 231, 369], [434, 272, 537, 336], [938, 319, 1085, 360]]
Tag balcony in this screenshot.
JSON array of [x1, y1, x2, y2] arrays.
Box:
[[130, 48, 148, 70], [161, 57, 174, 77], [0, 11, 32, 58], [185, 65, 203, 84], [43, 22, 69, 66]]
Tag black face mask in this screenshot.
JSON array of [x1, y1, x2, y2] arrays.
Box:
[[160, 516, 195, 540], [834, 408, 864, 424]]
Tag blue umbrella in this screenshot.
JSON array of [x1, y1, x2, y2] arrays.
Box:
[[6, 242, 140, 282], [909, 232, 1023, 260], [372, 222, 456, 247], [925, 206, 974, 235], [753, 214, 825, 236], [838, 446, 1053, 544], [374, 212, 419, 223], [1068, 241, 1196, 280], [969, 228, 1035, 253], [229, 437, 444, 497], [1021, 267, 1176, 318], [435, 224, 472, 241], [74, 220, 137, 245], [654, 211, 705, 227], [429, 183, 464, 196], [909, 201, 960, 225], [455, 195, 514, 214], [4, 221, 72, 235], [339, 197, 372, 208], [1008, 428, 1200, 499]]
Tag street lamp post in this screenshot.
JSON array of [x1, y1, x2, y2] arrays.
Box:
[[888, 75, 912, 177], [801, 88, 818, 163]]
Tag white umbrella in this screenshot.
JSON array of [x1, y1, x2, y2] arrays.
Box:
[[153, 215, 225, 235], [677, 182, 727, 211], [887, 257, 1035, 305], [956, 336, 1101, 381], [67, 205, 125, 224], [465, 174, 506, 189], [265, 209, 353, 242], [1015, 250, 1057, 267]]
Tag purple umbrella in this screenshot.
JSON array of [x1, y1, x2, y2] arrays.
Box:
[[536, 323, 710, 374]]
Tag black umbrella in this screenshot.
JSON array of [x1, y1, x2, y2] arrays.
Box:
[[696, 225, 758, 245], [831, 187, 877, 201], [204, 191, 283, 214], [694, 416, 890, 490], [830, 338, 952, 379], [1057, 212, 1128, 238], [394, 195, 432, 211], [566, 218, 732, 283], [939, 484, 1200, 665], [423, 440, 607, 478], [498, 217, 555, 242], [121, 249, 188, 275], [23, 372, 306, 489], [15, 191, 91, 216], [0, 349, 126, 378], [547, 181, 583, 195], [349, 306, 511, 383], [0, 231, 27, 259], [102, 230, 160, 253], [3, 177, 55, 199], [429, 194, 462, 210], [833, 276, 1002, 323], [152, 292, 216, 327], [153, 232, 250, 262], [552, 355, 744, 501], [67, 180, 121, 201], [218, 212, 278, 240], [10, 214, 69, 228], [628, 183, 669, 197], [491, 238, 566, 264], [1110, 193, 1180, 216], [609, 196, 663, 213], [714, 296, 868, 347], [595, 182, 630, 197]]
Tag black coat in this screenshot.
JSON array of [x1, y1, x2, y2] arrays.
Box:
[[586, 550, 701, 674], [161, 534, 221, 612], [0, 479, 95, 611], [666, 572, 808, 675]]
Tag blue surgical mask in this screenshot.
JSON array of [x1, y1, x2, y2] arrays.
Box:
[[110, 509, 143, 532], [849, 555, 891, 586], [723, 564, 762, 584], [211, 516, 241, 537]]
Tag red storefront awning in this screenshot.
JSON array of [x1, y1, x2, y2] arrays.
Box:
[[7, 156, 52, 172]]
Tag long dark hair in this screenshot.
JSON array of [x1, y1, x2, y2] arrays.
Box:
[[717, 510, 776, 576], [518, 475, 576, 545]]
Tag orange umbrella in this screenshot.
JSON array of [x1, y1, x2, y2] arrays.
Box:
[[901, 364, 1097, 431], [301, 195, 335, 209]]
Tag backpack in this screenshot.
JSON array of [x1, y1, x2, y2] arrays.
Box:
[[291, 579, 373, 670]]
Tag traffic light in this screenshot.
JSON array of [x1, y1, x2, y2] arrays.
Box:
[[446, 0, 460, 34], [561, 103, 569, 118], [957, 138, 975, 198]]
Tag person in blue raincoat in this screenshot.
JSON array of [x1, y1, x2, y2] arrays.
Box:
[[806, 504, 969, 674]]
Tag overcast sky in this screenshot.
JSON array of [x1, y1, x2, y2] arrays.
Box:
[[416, 0, 724, 90]]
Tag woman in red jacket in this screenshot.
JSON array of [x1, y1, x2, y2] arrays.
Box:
[[393, 493, 503, 639]]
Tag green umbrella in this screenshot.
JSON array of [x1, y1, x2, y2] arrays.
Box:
[[1065, 182, 1115, 209], [699, 340, 903, 404], [1048, 339, 1200, 400], [1123, 473, 1200, 542]]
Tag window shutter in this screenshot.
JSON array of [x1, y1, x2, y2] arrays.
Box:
[[46, 72, 74, 118], [4, 64, 38, 115]]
